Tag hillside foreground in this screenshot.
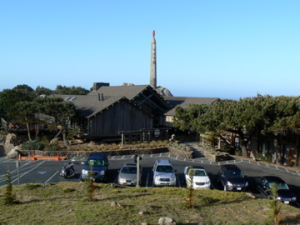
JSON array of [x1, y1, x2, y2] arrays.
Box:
[[0, 182, 300, 225]]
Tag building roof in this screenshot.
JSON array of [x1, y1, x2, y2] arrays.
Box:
[[88, 85, 150, 100], [163, 96, 219, 116], [53, 94, 131, 118]]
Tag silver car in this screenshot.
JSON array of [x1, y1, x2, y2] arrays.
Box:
[[153, 159, 176, 186], [117, 163, 142, 186]]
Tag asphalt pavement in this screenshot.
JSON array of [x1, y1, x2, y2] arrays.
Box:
[[0, 146, 300, 206]]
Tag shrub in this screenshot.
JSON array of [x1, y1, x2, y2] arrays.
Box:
[[4, 169, 15, 205], [48, 143, 60, 151], [21, 140, 44, 150]]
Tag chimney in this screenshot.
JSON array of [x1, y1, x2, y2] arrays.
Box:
[[93, 82, 110, 91]]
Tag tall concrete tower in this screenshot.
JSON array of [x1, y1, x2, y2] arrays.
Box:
[[150, 30, 157, 88]]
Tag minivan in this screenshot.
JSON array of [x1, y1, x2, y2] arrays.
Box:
[[81, 153, 110, 182], [153, 159, 176, 186]]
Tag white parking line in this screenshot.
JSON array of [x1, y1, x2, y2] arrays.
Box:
[[9, 161, 46, 185], [44, 171, 59, 184]]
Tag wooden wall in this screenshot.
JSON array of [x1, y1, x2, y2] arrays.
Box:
[[88, 99, 153, 137]]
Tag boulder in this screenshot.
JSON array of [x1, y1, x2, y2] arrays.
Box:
[[7, 146, 21, 159], [50, 138, 59, 145], [4, 133, 17, 154], [158, 217, 177, 225], [88, 141, 96, 147]]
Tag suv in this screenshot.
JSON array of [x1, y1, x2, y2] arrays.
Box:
[[81, 153, 110, 182], [218, 164, 248, 191], [153, 159, 176, 186]]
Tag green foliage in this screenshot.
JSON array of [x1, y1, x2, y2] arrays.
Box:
[[86, 163, 96, 201], [35, 86, 53, 96], [40, 135, 49, 146], [174, 95, 300, 160], [48, 143, 60, 151], [21, 140, 44, 150], [53, 85, 89, 95], [4, 169, 15, 205], [0, 86, 36, 119]]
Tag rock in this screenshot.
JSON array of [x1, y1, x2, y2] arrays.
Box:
[[4, 133, 16, 154], [88, 141, 96, 147], [110, 201, 122, 207], [140, 223, 148, 225], [158, 217, 177, 225], [7, 146, 21, 159], [245, 192, 256, 199], [50, 138, 59, 145], [138, 211, 148, 215]]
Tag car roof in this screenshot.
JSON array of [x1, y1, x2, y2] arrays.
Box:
[[156, 159, 172, 165], [189, 166, 205, 170], [123, 163, 137, 167], [264, 176, 285, 183], [222, 164, 241, 171], [88, 152, 107, 160]]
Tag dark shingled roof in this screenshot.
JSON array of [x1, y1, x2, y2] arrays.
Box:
[[53, 94, 130, 118], [163, 96, 219, 116], [88, 85, 149, 100]]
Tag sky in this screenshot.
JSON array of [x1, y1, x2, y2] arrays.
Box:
[[1, 1, 300, 100]]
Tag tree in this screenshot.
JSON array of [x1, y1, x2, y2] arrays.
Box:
[[53, 85, 89, 95], [4, 169, 15, 205], [173, 104, 209, 132], [36, 97, 76, 146], [13, 101, 37, 141], [0, 87, 36, 120], [261, 96, 300, 164], [35, 86, 53, 96]]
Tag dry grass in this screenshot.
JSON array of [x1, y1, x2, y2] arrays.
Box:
[[0, 182, 299, 225]]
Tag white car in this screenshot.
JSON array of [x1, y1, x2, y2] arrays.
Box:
[[184, 166, 211, 189]]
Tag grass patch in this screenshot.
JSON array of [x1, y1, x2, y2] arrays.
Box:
[[0, 182, 299, 225]]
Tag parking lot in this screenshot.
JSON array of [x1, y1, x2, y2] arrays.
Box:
[[1, 152, 300, 206]]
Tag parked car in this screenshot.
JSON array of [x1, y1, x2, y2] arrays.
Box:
[[184, 166, 211, 189], [256, 176, 297, 205], [117, 163, 142, 186], [218, 164, 248, 191], [80, 153, 110, 182], [153, 159, 176, 186]]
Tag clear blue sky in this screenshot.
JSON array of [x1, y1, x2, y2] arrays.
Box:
[[1, 1, 300, 100]]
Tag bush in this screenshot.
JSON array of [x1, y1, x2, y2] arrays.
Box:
[[48, 143, 60, 151], [21, 140, 44, 150]]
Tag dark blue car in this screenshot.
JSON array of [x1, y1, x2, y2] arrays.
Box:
[[80, 153, 110, 182], [218, 164, 248, 191], [256, 176, 297, 205]]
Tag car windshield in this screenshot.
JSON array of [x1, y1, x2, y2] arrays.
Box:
[[225, 170, 244, 178], [268, 182, 289, 190], [121, 166, 137, 174], [156, 165, 173, 173], [86, 159, 105, 166], [193, 169, 207, 176]]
